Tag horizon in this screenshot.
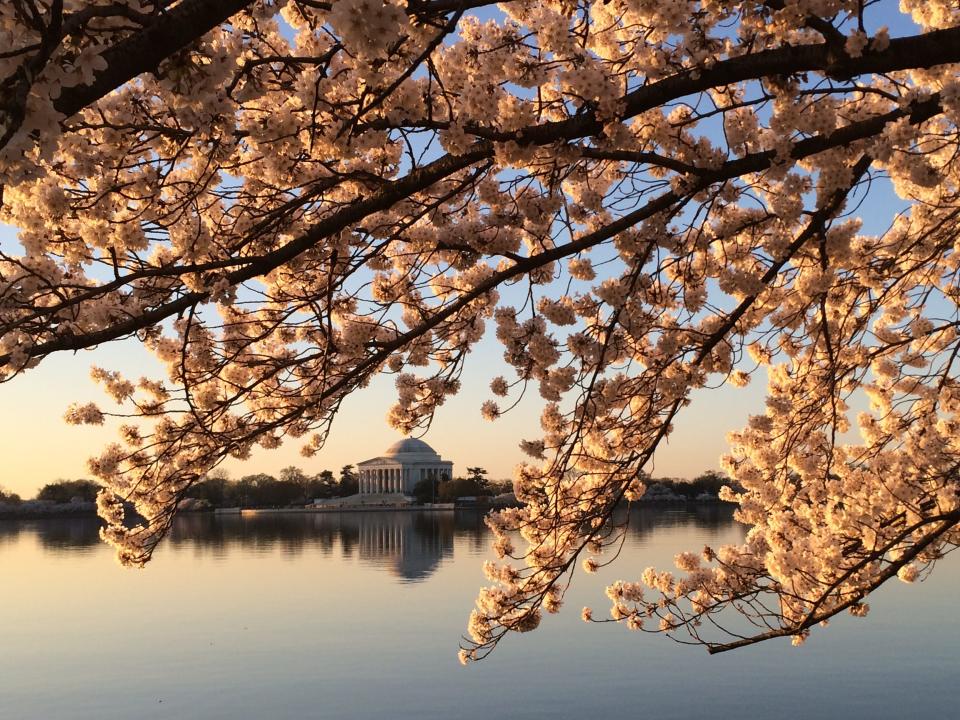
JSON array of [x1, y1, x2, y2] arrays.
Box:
[[0, 5, 921, 498], [0, 300, 754, 496], [1, 212, 757, 495]]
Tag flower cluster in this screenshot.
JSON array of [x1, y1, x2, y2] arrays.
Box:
[[0, 0, 958, 663]]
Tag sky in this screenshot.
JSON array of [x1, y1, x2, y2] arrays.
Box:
[[0, 2, 924, 497], [0, 225, 761, 497]]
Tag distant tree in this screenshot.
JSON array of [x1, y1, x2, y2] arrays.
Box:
[[230, 473, 303, 507], [487, 480, 514, 495], [318, 470, 335, 484], [36, 480, 102, 504], [245, 473, 302, 507], [279, 465, 311, 502], [279, 465, 307, 484], [338, 465, 358, 497], [438, 477, 493, 503], [648, 471, 735, 500], [0, 486, 21, 505], [466, 467, 488, 484], [688, 471, 730, 498], [412, 477, 440, 505], [188, 469, 231, 506], [233, 474, 262, 507], [209, 468, 231, 483], [310, 470, 338, 499]]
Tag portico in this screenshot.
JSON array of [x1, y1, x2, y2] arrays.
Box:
[[357, 438, 453, 495]]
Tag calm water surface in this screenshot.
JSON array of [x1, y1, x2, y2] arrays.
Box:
[[1, 507, 956, 720]]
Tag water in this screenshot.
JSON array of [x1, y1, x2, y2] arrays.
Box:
[[0, 507, 956, 720]]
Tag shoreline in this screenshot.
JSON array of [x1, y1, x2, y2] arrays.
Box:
[[0, 498, 732, 521], [239, 505, 460, 515]]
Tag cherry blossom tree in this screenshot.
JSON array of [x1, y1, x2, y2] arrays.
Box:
[[1, 0, 959, 660]]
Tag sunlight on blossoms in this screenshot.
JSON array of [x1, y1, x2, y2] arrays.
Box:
[[0, 0, 958, 665]]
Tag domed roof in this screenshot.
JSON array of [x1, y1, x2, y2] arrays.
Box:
[[385, 437, 438, 455]]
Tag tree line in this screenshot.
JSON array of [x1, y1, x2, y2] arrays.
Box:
[[0, 465, 518, 509], [642, 471, 739, 501], [0, 479, 102, 506], [1, 468, 733, 509], [188, 465, 516, 507], [185, 466, 357, 508]]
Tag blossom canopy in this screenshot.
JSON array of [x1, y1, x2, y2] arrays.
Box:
[[1, 0, 959, 660]]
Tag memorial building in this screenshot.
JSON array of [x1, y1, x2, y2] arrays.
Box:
[[356, 438, 453, 495]]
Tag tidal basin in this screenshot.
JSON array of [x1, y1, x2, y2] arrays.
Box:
[[1, 507, 956, 720]]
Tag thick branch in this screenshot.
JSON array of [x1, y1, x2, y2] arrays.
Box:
[[1, 90, 942, 370], [40, 0, 252, 136]]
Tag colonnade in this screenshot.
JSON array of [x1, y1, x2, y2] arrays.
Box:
[[358, 466, 450, 494]]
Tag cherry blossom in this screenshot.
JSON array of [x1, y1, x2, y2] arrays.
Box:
[[0, 0, 958, 662]]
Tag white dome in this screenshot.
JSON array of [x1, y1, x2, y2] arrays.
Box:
[[385, 438, 438, 456], [384, 438, 440, 457]]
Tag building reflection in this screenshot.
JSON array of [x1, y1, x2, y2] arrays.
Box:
[[354, 512, 455, 581], [163, 509, 486, 581], [0, 505, 739, 580]]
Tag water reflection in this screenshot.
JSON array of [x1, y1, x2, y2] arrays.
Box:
[[3, 504, 955, 720], [162, 511, 484, 580], [626, 503, 739, 538], [0, 516, 102, 549], [0, 505, 737, 580], [355, 513, 454, 580]]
